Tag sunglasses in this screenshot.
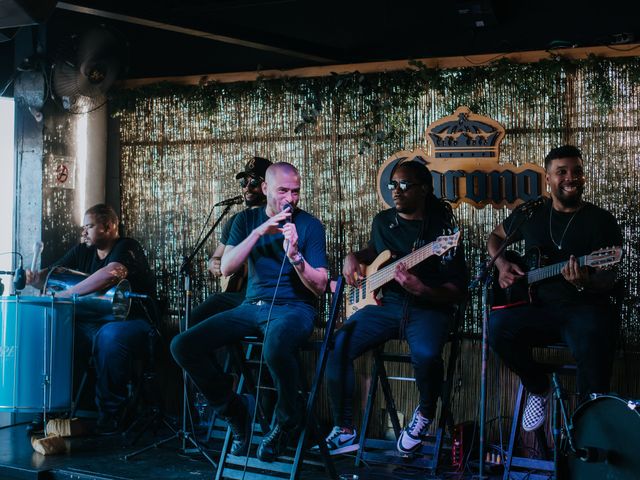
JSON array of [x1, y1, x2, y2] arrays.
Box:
[[239, 176, 263, 189], [387, 180, 419, 191]]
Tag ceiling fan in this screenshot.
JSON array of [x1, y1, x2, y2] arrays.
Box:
[[51, 25, 128, 114]]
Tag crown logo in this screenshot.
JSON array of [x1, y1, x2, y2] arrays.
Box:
[[426, 106, 504, 160]]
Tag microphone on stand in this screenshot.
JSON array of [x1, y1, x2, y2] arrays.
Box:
[[214, 195, 243, 207], [124, 291, 150, 300], [13, 261, 26, 291], [31, 241, 44, 272], [515, 196, 545, 218]]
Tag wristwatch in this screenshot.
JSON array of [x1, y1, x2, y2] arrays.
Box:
[[289, 252, 305, 266]]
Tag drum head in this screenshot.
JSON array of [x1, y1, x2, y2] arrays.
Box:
[[569, 395, 640, 480]]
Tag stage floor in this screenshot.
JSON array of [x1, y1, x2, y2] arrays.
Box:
[[0, 418, 499, 480]]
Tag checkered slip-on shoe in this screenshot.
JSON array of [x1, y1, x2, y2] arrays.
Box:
[[522, 392, 548, 432]]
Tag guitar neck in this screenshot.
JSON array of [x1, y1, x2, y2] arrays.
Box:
[[526, 254, 587, 284], [367, 242, 436, 291]]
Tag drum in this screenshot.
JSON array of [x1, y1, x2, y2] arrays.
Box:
[[0, 295, 74, 412], [44, 266, 131, 321], [569, 394, 640, 479]]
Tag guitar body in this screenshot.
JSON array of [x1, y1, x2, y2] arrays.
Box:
[[219, 263, 248, 293], [345, 250, 393, 318], [491, 245, 623, 310], [491, 248, 547, 309]]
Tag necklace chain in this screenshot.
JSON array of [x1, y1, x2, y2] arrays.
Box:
[[549, 206, 580, 250]]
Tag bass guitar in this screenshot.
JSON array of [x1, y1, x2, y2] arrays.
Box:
[[346, 231, 461, 318], [491, 246, 623, 309]]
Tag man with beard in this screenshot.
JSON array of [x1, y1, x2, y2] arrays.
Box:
[[171, 162, 328, 462], [26, 204, 157, 434], [191, 156, 272, 325], [487, 145, 623, 432], [324, 160, 467, 455]]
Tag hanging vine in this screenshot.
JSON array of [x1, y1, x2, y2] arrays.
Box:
[[110, 56, 640, 153]]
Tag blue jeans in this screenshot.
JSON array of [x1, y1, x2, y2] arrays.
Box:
[[171, 301, 315, 428], [488, 302, 617, 396], [75, 318, 152, 414], [326, 300, 452, 427]]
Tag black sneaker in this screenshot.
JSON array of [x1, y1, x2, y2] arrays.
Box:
[[226, 394, 255, 456], [257, 424, 291, 462]]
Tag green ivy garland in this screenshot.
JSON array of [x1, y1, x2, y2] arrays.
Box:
[[110, 55, 640, 153]]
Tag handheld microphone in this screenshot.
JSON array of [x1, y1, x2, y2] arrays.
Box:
[[282, 203, 293, 253], [31, 241, 44, 272], [214, 195, 243, 207], [124, 291, 149, 300]]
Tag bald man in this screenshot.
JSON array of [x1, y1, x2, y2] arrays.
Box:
[[171, 162, 328, 462]]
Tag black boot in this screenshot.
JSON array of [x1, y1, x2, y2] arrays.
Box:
[[257, 424, 291, 462], [225, 394, 255, 456]]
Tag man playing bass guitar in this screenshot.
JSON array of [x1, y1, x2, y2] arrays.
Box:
[[325, 160, 467, 455], [487, 145, 623, 433]]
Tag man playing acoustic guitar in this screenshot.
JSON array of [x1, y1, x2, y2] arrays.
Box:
[[191, 156, 272, 325], [325, 160, 467, 455], [487, 145, 623, 432]]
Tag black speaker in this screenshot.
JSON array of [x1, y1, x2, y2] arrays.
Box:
[[0, 0, 57, 29]]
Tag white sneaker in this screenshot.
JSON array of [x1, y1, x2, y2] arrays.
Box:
[[324, 426, 359, 455], [397, 406, 431, 455], [522, 391, 548, 432]]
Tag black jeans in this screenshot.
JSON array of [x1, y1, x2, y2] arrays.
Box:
[[190, 291, 245, 327], [326, 300, 451, 427], [488, 302, 617, 396], [170, 301, 315, 428]]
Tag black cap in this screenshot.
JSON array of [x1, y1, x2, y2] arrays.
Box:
[[235, 156, 272, 180]]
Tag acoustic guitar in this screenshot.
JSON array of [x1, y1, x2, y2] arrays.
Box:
[[219, 263, 248, 293], [491, 246, 623, 309], [345, 231, 461, 318]]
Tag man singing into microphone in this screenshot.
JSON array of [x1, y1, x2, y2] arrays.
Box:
[[191, 156, 272, 325], [171, 162, 328, 462], [26, 204, 157, 434]]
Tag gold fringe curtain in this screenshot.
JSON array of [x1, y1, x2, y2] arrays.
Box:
[[117, 63, 639, 343]]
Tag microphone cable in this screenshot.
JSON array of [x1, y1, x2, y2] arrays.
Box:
[[241, 231, 291, 479]]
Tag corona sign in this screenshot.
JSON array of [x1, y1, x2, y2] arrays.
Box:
[[377, 107, 547, 210]]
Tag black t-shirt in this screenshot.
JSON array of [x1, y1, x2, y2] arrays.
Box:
[[226, 206, 328, 306], [220, 213, 239, 245], [502, 198, 622, 305], [53, 237, 157, 300], [368, 200, 467, 309]]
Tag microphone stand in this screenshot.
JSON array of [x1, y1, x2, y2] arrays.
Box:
[[470, 212, 531, 479], [125, 202, 236, 466]]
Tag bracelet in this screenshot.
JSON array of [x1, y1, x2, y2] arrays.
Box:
[[289, 252, 305, 266], [575, 284, 585, 292]]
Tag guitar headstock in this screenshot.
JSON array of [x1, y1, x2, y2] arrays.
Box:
[[585, 246, 623, 268], [433, 230, 461, 257]]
